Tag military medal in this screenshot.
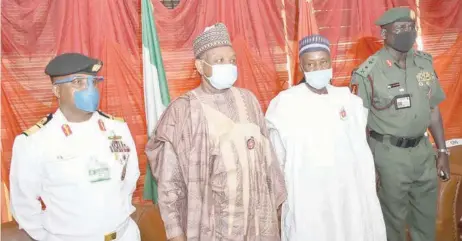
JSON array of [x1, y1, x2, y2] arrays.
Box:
[[108, 131, 123, 159], [110, 138, 123, 153], [106, 131, 131, 180], [340, 107, 347, 120], [417, 71, 432, 87], [247, 137, 255, 150], [61, 124, 72, 137], [108, 132, 122, 141], [121, 164, 127, 181], [120, 153, 129, 180]]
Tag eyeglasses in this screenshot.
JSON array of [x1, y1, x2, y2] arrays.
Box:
[[53, 76, 104, 88]]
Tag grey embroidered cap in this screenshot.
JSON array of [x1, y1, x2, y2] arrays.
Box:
[[193, 23, 232, 58]]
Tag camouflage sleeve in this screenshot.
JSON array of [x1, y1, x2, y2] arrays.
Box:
[[429, 70, 446, 108], [349, 73, 371, 109]]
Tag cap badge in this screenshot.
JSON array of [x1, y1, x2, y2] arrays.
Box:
[[92, 63, 102, 72], [410, 10, 416, 20]]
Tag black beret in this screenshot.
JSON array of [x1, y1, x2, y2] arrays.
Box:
[[45, 53, 103, 77]]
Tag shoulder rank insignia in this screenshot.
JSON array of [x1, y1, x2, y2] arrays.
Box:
[[356, 55, 378, 78], [414, 50, 433, 62], [61, 124, 72, 137], [22, 113, 53, 136], [98, 119, 106, 131], [97, 110, 125, 123]]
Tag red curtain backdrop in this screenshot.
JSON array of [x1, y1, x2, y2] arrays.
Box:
[[2, 0, 461, 223], [150, 0, 289, 107], [284, 0, 462, 139]]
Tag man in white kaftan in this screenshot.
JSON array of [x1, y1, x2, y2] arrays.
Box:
[[265, 35, 386, 241]]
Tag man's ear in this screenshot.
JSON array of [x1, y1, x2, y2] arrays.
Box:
[[52, 85, 60, 98], [381, 29, 387, 39], [195, 59, 203, 76]]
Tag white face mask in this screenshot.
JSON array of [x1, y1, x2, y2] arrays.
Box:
[[203, 62, 238, 90], [303, 68, 333, 89]]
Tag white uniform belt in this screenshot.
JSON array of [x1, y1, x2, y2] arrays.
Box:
[[46, 218, 130, 241]]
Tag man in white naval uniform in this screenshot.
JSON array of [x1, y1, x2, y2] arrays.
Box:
[[9, 53, 141, 241]]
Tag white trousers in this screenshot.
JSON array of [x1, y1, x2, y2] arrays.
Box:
[[44, 218, 141, 241]]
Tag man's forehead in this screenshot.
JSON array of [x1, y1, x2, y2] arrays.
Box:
[[207, 46, 235, 57], [301, 50, 330, 60], [53, 73, 92, 81]]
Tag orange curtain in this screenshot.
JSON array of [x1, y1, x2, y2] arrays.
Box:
[[283, 0, 462, 139], [1, 182, 12, 222], [419, 0, 462, 139], [150, 0, 289, 108], [283, 0, 320, 85]]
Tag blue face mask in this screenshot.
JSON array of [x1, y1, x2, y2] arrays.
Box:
[[54, 75, 103, 112]]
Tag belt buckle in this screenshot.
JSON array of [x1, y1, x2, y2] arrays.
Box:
[[104, 232, 117, 241], [408, 138, 417, 147], [396, 137, 407, 147]]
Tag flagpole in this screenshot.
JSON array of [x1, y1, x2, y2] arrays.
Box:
[[280, 0, 293, 87]]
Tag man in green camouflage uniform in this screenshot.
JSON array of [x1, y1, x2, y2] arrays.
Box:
[[349, 7, 451, 241]]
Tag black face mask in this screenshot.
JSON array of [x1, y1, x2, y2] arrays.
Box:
[[389, 31, 417, 52]]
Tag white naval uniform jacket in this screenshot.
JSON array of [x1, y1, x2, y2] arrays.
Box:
[[9, 109, 140, 241]]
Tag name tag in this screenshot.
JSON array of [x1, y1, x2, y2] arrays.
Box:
[[87, 157, 111, 183], [387, 82, 400, 89], [395, 94, 411, 110]]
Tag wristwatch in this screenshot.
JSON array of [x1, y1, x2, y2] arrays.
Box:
[[437, 148, 450, 156]]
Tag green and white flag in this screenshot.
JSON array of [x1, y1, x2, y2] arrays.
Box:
[[141, 0, 170, 203]]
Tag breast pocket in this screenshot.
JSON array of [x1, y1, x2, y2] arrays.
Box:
[[416, 79, 432, 100], [375, 89, 413, 120], [44, 154, 87, 185]]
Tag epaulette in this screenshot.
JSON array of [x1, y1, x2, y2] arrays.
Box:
[[414, 50, 433, 62], [355, 55, 378, 78], [97, 110, 125, 123], [22, 113, 53, 136]]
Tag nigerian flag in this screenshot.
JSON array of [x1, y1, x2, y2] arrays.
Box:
[[142, 0, 170, 204]]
